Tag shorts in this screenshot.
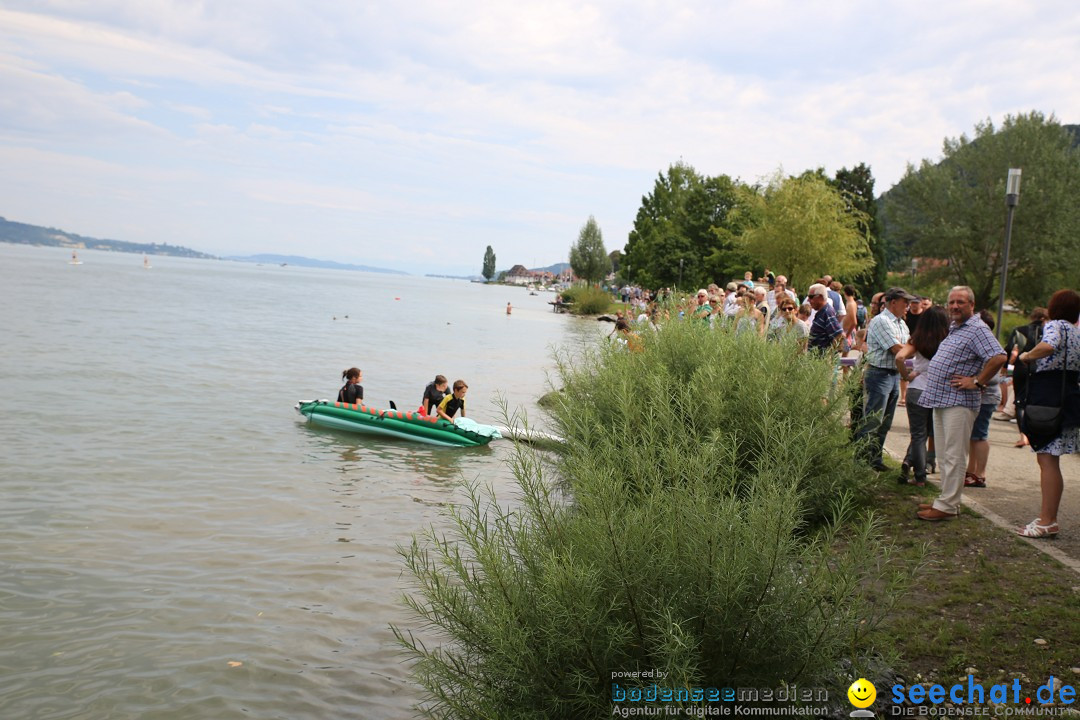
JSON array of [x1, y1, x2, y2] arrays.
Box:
[[971, 402, 995, 441]]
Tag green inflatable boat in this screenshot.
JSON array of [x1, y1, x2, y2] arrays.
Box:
[[295, 400, 500, 447]]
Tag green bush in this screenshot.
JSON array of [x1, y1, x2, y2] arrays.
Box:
[[394, 323, 915, 718], [394, 444, 910, 718], [551, 320, 871, 526], [560, 285, 613, 315]]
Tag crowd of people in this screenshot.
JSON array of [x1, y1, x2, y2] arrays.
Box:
[[612, 272, 1080, 539]]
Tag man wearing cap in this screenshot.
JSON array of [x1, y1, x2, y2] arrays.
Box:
[[692, 289, 712, 326], [806, 283, 843, 353], [723, 282, 740, 318], [915, 286, 1006, 521], [856, 287, 916, 471]]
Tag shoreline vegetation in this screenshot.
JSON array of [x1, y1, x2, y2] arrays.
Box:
[[395, 321, 917, 717], [393, 317, 1080, 718]]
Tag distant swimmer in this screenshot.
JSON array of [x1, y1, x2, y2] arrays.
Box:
[[506, 302, 512, 315], [337, 367, 364, 404], [436, 379, 468, 422]]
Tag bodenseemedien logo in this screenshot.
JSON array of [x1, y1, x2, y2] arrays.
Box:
[[847, 678, 876, 718]]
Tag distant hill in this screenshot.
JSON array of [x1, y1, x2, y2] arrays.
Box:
[[227, 254, 408, 275], [425, 273, 483, 281], [494, 262, 570, 276], [0, 215, 215, 258]]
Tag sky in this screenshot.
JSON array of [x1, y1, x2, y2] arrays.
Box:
[[2, 1, 1078, 276]]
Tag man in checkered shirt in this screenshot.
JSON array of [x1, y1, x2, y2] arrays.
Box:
[[915, 286, 1006, 521]]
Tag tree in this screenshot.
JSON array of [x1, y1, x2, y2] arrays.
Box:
[[736, 173, 873, 289], [569, 216, 610, 284], [831, 163, 885, 299], [623, 162, 747, 290], [482, 245, 496, 281], [608, 249, 622, 277], [882, 112, 1080, 310]]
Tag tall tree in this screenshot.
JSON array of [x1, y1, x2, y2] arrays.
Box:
[[569, 216, 610, 284], [736, 173, 873, 289], [623, 162, 746, 290], [831, 163, 885, 298], [609, 249, 622, 277], [883, 112, 1080, 310], [482, 245, 496, 281]]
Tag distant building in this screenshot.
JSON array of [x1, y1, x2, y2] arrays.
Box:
[[505, 265, 558, 285]]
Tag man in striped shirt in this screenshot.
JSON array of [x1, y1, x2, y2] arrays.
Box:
[[807, 283, 843, 354], [915, 286, 1006, 521], [856, 287, 916, 471]]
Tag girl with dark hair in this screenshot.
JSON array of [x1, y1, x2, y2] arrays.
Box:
[[895, 306, 949, 485], [1015, 289, 1080, 538], [421, 375, 448, 415], [337, 367, 364, 405]]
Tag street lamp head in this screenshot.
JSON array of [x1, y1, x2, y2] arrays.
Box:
[[1006, 168, 1022, 207]]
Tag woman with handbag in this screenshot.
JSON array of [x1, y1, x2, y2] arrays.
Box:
[[1005, 307, 1048, 446], [1016, 289, 1080, 538]]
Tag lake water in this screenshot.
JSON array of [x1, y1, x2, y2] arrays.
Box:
[[0, 243, 603, 719]]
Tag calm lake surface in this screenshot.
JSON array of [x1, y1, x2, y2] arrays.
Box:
[[0, 243, 603, 719]]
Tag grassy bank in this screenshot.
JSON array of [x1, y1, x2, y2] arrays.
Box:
[[873, 475, 1080, 687]]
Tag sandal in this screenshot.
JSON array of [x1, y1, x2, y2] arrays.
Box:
[[1017, 520, 1059, 539], [964, 472, 986, 488]]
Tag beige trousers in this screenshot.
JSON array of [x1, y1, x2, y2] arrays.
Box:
[[932, 405, 978, 514]]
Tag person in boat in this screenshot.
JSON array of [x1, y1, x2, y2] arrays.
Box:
[[420, 375, 449, 415], [337, 367, 364, 404], [436, 380, 468, 422]]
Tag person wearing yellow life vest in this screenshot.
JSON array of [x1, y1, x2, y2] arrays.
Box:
[[436, 379, 468, 422]]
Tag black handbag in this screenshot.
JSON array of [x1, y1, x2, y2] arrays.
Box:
[[1021, 326, 1070, 440]]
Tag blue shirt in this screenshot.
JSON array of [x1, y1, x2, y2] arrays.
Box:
[[808, 302, 842, 353], [865, 308, 910, 369], [919, 314, 1005, 409]]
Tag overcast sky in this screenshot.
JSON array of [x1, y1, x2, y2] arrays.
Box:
[[2, 1, 1077, 275]]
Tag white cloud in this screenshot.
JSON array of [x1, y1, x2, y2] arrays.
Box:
[[1, 1, 1079, 275]]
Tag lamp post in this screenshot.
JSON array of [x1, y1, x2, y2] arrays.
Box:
[[910, 257, 918, 284], [995, 168, 1022, 340], [678, 258, 684, 290]]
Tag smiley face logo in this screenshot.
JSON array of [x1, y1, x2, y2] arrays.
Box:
[[847, 678, 876, 708]]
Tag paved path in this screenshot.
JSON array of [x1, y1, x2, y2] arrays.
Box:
[[883, 402, 1080, 575]]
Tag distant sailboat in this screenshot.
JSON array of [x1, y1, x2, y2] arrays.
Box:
[[69, 250, 83, 265], [143, 254, 152, 269]]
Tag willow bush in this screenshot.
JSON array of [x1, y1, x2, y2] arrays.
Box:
[[551, 320, 870, 526], [394, 320, 914, 718], [559, 285, 612, 315]]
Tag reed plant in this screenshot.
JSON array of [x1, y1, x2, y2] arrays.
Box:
[[394, 320, 914, 718], [559, 285, 613, 315], [551, 319, 870, 526]]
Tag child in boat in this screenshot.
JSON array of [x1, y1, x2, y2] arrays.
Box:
[[420, 375, 448, 415], [337, 367, 364, 404], [436, 380, 468, 422]]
